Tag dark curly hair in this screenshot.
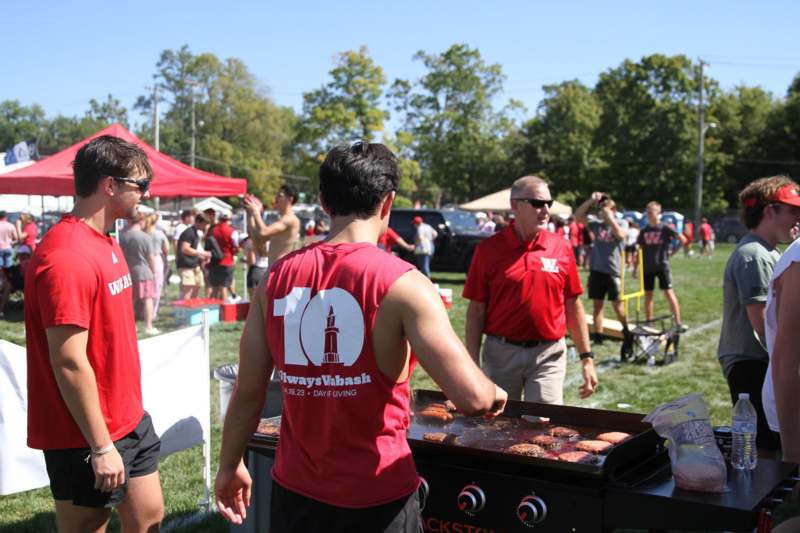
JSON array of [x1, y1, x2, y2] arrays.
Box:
[[319, 142, 399, 218]]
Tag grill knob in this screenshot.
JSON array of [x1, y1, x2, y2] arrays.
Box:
[[457, 484, 486, 515], [517, 495, 547, 526]]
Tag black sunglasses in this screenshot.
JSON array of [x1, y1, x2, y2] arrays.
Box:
[[113, 176, 151, 193], [514, 198, 554, 209]]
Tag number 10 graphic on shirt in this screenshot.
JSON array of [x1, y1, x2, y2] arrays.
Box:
[[274, 287, 365, 367]]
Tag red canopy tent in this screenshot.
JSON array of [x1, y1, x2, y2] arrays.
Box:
[[0, 123, 247, 198]]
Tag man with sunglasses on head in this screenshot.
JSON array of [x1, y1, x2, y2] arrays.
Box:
[[24, 135, 163, 532], [464, 176, 597, 405], [717, 176, 800, 452], [574, 192, 634, 360]]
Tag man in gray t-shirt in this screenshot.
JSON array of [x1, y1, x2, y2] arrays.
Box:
[[119, 217, 158, 334], [717, 175, 800, 450], [575, 192, 633, 359]]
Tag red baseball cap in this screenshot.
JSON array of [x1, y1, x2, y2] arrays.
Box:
[[412, 216, 423, 225], [771, 184, 800, 207]]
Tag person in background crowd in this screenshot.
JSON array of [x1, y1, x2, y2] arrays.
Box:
[[244, 185, 301, 265], [0, 211, 18, 269], [208, 211, 239, 301], [475, 212, 488, 231], [700, 217, 715, 259], [202, 208, 218, 297], [412, 215, 437, 278], [464, 175, 597, 404], [762, 196, 800, 464], [176, 213, 211, 301], [24, 135, 163, 532], [215, 141, 506, 531], [241, 235, 269, 301], [173, 209, 194, 253], [624, 221, 640, 275], [717, 176, 800, 451], [377, 226, 414, 254], [480, 212, 496, 234], [493, 214, 508, 232], [120, 213, 159, 335], [314, 219, 330, 236], [683, 218, 694, 257], [16, 211, 39, 252], [144, 213, 169, 319], [567, 216, 583, 265], [581, 221, 594, 270], [0, 244, 32, 317], [637, 201, 687, 328], [575, 193, 633, 359]]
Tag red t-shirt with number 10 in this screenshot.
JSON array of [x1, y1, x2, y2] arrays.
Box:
[[25, 215, 143, 450]]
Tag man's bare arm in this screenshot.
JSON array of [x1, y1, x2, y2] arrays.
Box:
[[465, 300, 486, 365], [388, 271, 504, 416], [565, 296, 597, 398], [745, 302, 767, 347], [603, 208, 627, 241], [772, 264, 800, 463], [46, 325, 125, 491]]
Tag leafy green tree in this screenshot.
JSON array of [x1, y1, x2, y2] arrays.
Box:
[[390, 44, 520, 203], [0, 100, 47, 152], [754, 73, 800, 184], [516, 80, 601, 201], [135, 46, 295, 200], [593, 54, 716, 210]]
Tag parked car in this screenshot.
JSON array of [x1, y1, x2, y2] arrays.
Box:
[[714, 215, 747, 243], [389, 208, 490, 272]]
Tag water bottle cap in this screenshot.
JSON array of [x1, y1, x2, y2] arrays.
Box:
[[738, 393, 749, 400]]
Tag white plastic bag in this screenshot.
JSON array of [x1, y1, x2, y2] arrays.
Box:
[[644, 393, 728, 492]]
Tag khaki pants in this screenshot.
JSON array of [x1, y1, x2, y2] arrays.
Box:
[[481, 336, 567, 404]]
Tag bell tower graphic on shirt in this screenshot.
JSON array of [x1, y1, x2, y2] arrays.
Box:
[[322, 306, 342, 365]]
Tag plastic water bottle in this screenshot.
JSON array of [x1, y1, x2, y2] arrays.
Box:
[[731, 393, 758, 471]]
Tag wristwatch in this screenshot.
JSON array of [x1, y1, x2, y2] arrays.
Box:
[[579, 351, 594, 360]]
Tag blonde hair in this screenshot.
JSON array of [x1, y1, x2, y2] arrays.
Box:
[[143, 213, 158, 233]]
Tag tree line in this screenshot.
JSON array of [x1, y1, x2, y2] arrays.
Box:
[[2, 44, 799, 213]]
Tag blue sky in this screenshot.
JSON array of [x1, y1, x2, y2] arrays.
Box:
[[2, 0, 798, 129]]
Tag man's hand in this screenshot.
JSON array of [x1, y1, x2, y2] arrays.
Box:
[[590, 191, 606, 203], [484, 385, 508, 419], [215, 460, 252, 525], [201, 250, 212, 260], [243, 194, 263, 214], [91, 447, 125, 492], [580, 359, 598, 399]]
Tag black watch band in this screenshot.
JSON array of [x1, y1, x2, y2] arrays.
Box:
[[579, 351, 594, 360]]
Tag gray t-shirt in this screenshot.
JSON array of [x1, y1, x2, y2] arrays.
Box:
[[717, 232, 780, 376], [151, 229, 168, 257], [120, 228, 156, 282], [589, 219, 627, 277]]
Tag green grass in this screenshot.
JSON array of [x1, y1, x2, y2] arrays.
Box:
[[1, 246, 797, 531]]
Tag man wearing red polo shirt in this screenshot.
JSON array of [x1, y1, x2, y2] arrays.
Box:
[[464, 176, 597, 403], [209, 211, 239, 300]]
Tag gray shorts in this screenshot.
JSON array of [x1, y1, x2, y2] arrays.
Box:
[[481, 336, 567, 404]]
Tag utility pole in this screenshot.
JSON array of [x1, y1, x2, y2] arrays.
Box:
[[153, 84, 160, 152], [693, 60, 706, 239], [190, 88, 196, 168]]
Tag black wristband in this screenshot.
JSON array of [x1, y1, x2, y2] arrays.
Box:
[[579, 351, 594, 360]]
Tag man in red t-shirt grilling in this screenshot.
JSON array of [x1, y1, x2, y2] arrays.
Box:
[[24, 136, 163, 532], [215, 142, 507, 532]]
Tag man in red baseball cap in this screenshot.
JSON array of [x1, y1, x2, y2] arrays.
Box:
[[411, 215, 437, 278], [717, 176, 800, 452]]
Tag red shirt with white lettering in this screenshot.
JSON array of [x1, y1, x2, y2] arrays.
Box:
[[463, 223, 583, 341], [267, 242, 418, 508], [25, 215, 143, 450]]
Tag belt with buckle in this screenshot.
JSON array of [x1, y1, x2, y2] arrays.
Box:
[[492, 335, 544, 348]]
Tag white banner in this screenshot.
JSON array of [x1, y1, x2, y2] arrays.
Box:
[[0, 340, 50, 495], [0, 325, 211, 496]]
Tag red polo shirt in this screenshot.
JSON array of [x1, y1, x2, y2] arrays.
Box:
[[463, 223, 583, 341], [213, 222, 237, 267]]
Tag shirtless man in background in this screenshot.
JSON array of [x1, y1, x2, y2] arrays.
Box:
[[243, 185, 301, 266]]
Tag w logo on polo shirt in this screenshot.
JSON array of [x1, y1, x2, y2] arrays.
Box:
[[541, 257, 559, 273]]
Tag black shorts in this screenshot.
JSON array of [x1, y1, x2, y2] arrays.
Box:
[[270, 480, 421, 533], [643, 268, 672, 291], [588, 271, 621, 301], [208, 265, 234, 287], [247, 265, 268, 289], [43, 412, 160, 508]]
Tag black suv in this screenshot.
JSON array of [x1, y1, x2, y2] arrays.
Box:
[[388, 208, 490, 272], [714, 215, 747, 244]]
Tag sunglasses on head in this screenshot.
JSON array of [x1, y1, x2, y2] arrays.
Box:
[[113, 176, 150, 193], [515, 198, 554, 209]]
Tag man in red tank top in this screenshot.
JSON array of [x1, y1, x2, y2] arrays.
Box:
[[216, 142, 507, 532]]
